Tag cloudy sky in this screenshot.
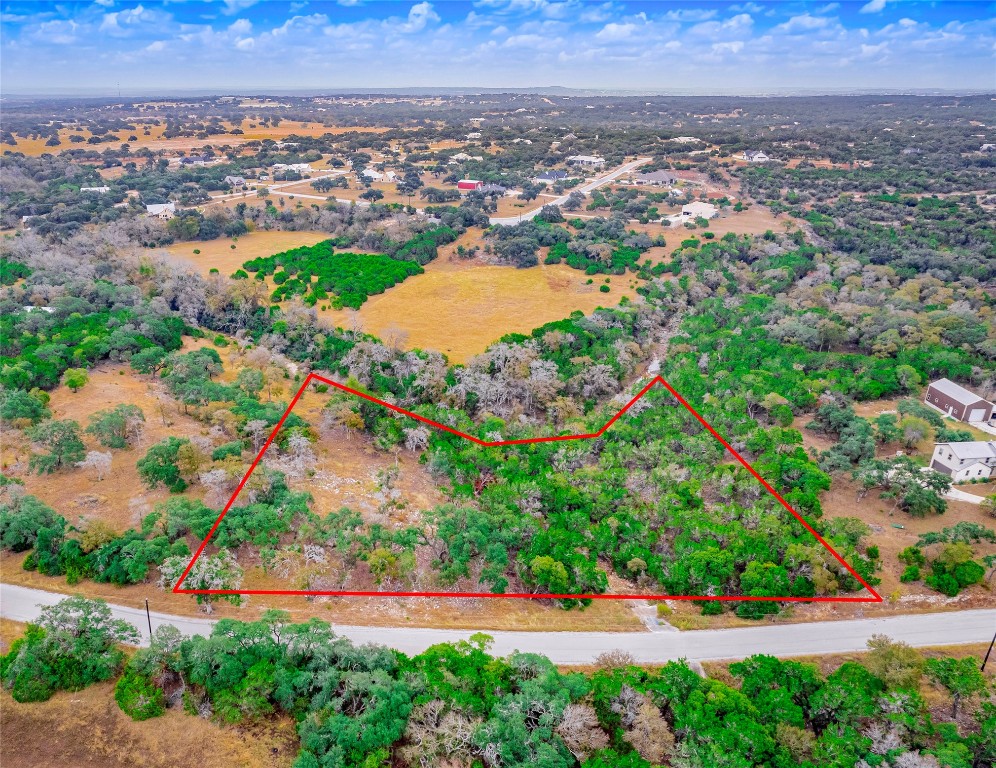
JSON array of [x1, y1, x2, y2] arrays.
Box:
[[1, 0, 994, 94]]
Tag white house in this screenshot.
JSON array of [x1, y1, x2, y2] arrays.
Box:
[[146, 202, 176, 220], [272, 163, 313, 174], [361, 169, 397, 182], [80, 186, 110, 194], [567, 155, 606, 168], [672, 136, 702, 144], [466, 132, 482, 140], [742, 150, 769, 163], [681, 201, 717, 220], [929, 441, 996, 482]]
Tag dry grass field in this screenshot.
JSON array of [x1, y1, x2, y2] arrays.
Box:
[[0, 681, 299, 768], [3, 363, 210, 533], [5, 119, 389, 157], [162, 229, 331, 278], [319, 250, 640, 363]]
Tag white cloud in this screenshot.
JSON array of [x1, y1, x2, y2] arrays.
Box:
[[396, 2, 439, 33], [228, 18, 252, 34], [663, 9, 717, 22], [145, 40, 166, 51], [859, 41, 889, 57], [235, 36, 254, 50], [711, 40, 744, 54], [221, 0, 262, 14], [34, 19, 80, 44], [595, 22, 635, 41], [859, 0, 897, 14], [776, 14, 831, 33]]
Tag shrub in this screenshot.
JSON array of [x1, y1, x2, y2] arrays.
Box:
[[115, 669, 167, 720]]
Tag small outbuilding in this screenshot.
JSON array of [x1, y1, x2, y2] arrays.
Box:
[[457, 179, 483, 192]]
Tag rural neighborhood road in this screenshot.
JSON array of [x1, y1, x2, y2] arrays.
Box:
[[488, 157, 651, 225], [2, 584, 993, 664]]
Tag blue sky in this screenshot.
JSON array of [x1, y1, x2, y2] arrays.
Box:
[[2, 1, 994, 93]]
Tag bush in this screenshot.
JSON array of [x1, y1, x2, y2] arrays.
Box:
[[115, 669, 167, 720], [900, 565, 921, 582]]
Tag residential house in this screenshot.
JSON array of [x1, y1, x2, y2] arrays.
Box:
[[633, 170, 677, 187], [980, 144, 996, 152], [361, 169, 396, 183], [480, 183, 508, 195], [672, 136, 701, 144], [742, 150, 769, 163], [272, 163, 313, 174], [562, 133, 578, 141], [681, 201, 717, 220], [929, 441, 996, 482], [457, 179, 484, 192], [146, 202, 176, 220], [179, 155, 212, 166], [901, 147, 923, 156], [466, 132, 482, 140], [567, 155, 606, 168], [924, 379, 994, 423], [80, 186, 110, 194], [224, 176, 247, 188], [534, 170, 569, 184]]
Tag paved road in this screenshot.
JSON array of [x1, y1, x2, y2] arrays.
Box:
[[489, 157, 651, 226], [3, 584, 993, 664]]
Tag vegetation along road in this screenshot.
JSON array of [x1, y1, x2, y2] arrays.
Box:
[[3, 584, 993, 664]]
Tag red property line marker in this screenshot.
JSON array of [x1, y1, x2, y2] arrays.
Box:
[[174, 373, 883, 603]]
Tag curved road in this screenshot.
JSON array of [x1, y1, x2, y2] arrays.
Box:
[[488, 157, 650, 226], [2, 584, 993, 664]]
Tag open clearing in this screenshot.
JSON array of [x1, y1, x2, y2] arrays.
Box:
[[5, 120, 390, 157], [320, 250, 639, 363], [162, 229, 331, 278], [1, 681, 298, 768]]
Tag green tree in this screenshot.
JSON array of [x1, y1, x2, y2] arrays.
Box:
[[0, 596, 139, 702], [865, 634, 923, 690], [27, 419, 86, 473], [0, 388, 50, 426], [86, 404, 145, 449], [61, 367, 89, 392], [137, 437, 191, 492], [925, 656, 988, 719]]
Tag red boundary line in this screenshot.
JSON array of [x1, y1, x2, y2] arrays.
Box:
[[174, 373, 883, 603]]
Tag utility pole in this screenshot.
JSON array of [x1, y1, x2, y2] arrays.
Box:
[[982, 627, 996, 673], [145, 598, 153, 639]]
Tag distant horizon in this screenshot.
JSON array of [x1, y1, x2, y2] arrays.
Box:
[[4, 86, 995, 99], [2, 1, 994, 94]]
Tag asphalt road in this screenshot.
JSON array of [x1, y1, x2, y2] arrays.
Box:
[[3, 584, 993, 664], [488, 157, 651, 226]]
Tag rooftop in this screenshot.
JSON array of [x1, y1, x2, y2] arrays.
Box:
[[929, 378, 991, 406], [936, 441, 996, 461]]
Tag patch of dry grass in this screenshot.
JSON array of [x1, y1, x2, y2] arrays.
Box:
[[161, 229, 331, 279], [320, 251, 640, 364], [0, 683, 299, 768]]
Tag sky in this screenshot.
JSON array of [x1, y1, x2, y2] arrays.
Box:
[[1, 0, 994, 94]]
